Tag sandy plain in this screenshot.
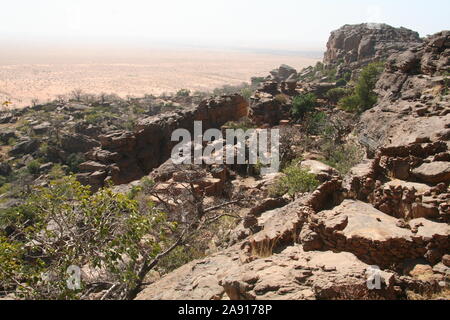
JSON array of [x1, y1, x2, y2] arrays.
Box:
[[0, 46, 320, 108]]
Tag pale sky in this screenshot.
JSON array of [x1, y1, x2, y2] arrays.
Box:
[[1, 0, 449, 50]]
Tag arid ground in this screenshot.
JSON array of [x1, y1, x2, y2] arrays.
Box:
[[0, 47, 319, 108]]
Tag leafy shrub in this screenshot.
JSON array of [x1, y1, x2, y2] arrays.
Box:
[[66, 153, 85, 173], [274, 94, 289, 104], [157, 246, 204, 275], [7, 137, 17, 146], [176, 89, 191, 97], [27, 160, 41, 175], [292, 93, 317, 119], [335, 79, 347, 87], [338, 62, 384, 113], [0, 176, 7, 189], [240, 88, 253, 101], [326, 88, 352, 105], [338, 94, 361, 112], [304, 111, 327, 135], [321, 142, 363, 174], [269, 165, 319, 199], [0, 176, 170, 299]]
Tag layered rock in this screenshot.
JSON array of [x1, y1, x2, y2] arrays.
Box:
[[310, 200, 449, 268], [324, 23, 422, 68], [80, 94, 248, 188], [356, 31, 450, 154]]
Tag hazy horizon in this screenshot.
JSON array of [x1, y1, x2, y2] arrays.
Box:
[[1, 0, 448, 108], [1, 0, 449, 53]]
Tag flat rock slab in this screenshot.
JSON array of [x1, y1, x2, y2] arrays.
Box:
[[412, 161, 450, 184]]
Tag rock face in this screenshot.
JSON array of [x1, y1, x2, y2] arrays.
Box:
[[356, 31, 449, 155], [80, 94, 248, 187], [8, 139, 39, 157], [311, 200, 449, 268], [269, 65, 298, 83], [135, 27, 450, 301], [324, 23, 422, 68]]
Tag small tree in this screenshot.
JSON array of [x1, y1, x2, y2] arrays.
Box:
[[0, 176, 171, 300], [292, 93, 317, 120], [270, 165, 319, 199], [326, 88, 351, 105], [338, 62, 384, 113]]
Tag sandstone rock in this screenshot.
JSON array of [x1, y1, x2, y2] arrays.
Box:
[[81, 94, 248, 186], [412, 161, 450, 184], [312, 200, 449, 267], [324, 23, 421, 68], [301, 160, 339, 182], [221, 246, 398, 300], [60, 133, 100, 154], [442, 254, 450, 267], [79, 161, 107, 172], [9, 139, 39, 156], [270, 65, 297, 83], [32, 121, 51, 134]]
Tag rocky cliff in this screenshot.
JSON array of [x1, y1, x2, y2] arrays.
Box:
[[78, 94, 248, 188], [136, 25, 450, 300], [324, 23, 422, 68]]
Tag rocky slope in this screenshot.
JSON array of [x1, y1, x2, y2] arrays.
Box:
[[136, 25, 450, 300], [78, 94, 248, 188]]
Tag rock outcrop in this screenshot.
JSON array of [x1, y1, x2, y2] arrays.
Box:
[[80, 94, 248, 188], [324, 23, 422, 68], [356, 31, 449, 154], [136, 27, 449, 301]]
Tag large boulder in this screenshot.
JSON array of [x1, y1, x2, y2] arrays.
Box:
[[311, 200, 450, 267], [60, 133, 100, 154], [8, 139, 39, 157], [269, 65, 297, 83], [412, 161, 450, 184], [324, 23, 422, 67]]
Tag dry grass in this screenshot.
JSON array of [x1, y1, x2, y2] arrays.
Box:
[[407, 288, 450, 300]]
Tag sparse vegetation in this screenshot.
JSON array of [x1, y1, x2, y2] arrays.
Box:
[[338, 61, 384, 113], [291, 93, 317, 120], [320, 142, 363, 174], [326, 87, 352, 105], [270, 164, 319, 199], [0, 176, 172, 299]]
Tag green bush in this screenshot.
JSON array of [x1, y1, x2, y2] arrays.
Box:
[[176, 89, 191, 97], [27, 160, 41, 175], [269, 165, 319, 199], [321, 142, 363, 175], [66, 153, 85, 173], [240, 88, 253, 101], [0, 176, 7, 189], [326, 88, 352, 105], [274, 93, 289, 104], [338, 95, 361, 112], [338, 62, 384, 113], [157, 246, 204, 275], [0, 176, 169, 299], [304, 111, 327, 135], [335, 79, 347, 87], [292, 93, 317, 119]]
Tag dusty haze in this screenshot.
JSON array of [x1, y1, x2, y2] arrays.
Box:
[[0, 45, 320, 108]]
